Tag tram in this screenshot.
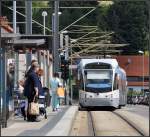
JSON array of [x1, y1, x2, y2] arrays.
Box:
[[78, 59, 127, 109]]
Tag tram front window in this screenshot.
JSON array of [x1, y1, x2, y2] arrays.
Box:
[[85, 70, 112, 93]]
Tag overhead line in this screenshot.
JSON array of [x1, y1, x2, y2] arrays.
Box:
[[68, 28, 97, 32], [72, 25, 97, 28], [3, 4, 52, 32], [79, 32, 114, 44], [74, 28, 98, 42], [1, 0, 147, 1], [8, 6, 96, 9], [61, 7, 97, 32]]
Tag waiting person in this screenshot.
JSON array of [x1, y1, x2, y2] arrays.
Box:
[[24, 62, 40, 122], [57, 83, 65, 106], [50, 73, 59, 111]]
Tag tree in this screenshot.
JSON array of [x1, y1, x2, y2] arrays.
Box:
[[106, 1, 149, 54], [32, 1, 52, 35]]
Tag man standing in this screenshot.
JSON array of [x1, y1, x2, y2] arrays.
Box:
[[24, 62, 40, 122]]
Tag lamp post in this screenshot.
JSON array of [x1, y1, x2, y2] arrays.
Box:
[[138, 50, 144, 93], [42, 11, 47, 35]]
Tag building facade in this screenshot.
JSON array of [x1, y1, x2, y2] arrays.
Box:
[[116, 56, 149, 94]]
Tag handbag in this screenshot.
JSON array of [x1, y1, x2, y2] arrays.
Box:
[[28, 102, 39, 115]]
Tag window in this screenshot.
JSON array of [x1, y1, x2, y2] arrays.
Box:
[[113, 73, 119, 90]]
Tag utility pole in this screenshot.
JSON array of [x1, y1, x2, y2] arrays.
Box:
[[0, 16, 7, 128], [0, 1, 7, 128], [25, 0, 32, 34], [60, 33, 63, 49], [1, 40, 7, 128], [65, 35, 69, 60], [70, 38, 73, 105], [64, 35, 69, 105], [53, 0, 59, 73], [13, 1, 16, 33], [0, 0, 2, 130], [25, 0, 32, 69], [148, 0, 150, 94], [13, 0, 19, 92], [145, 0, 150, 94]]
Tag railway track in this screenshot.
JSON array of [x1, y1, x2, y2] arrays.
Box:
[[90, 111, 144, 136], [70, 110, 145, 136], [112, 111, 145, 136], [88, 111, 96, 136]]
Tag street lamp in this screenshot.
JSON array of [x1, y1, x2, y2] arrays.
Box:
[[42, 11, 47, 35], [138, 50, 144, 93]]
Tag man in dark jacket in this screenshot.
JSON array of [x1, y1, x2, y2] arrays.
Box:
[[24, 62, 40, 122]]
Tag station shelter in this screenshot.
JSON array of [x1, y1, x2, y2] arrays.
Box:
[[0, 16, 53, 127]]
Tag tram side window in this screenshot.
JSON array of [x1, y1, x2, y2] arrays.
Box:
[[113, 73, 119, 90]]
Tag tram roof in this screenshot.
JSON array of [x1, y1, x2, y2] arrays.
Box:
[[79, 58, 119, 69]]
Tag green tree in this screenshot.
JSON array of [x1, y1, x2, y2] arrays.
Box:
[[32, 1, 51, 34], [106, 1, 149, 54]]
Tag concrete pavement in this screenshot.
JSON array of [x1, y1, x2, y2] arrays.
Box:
[[123, 105, 149, 118], [46, 106, 78, 136], [115, 108, 149, 136], [1, 106, 78, 136]]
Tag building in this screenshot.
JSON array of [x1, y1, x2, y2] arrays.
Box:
[[116, 56, 149, 93]]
